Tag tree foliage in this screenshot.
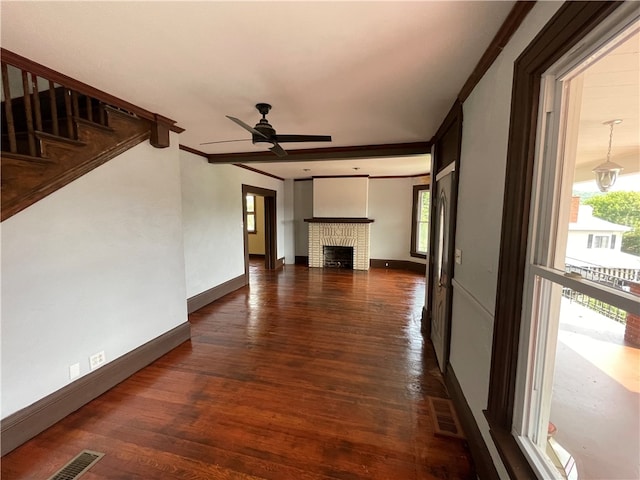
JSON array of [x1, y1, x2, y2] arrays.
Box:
[[584, 191, 640, 255]]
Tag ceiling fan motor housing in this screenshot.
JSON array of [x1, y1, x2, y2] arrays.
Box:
[[253, 120, 276, 144], [253, 103, 275, 144]]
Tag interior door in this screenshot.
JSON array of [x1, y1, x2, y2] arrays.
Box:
[[431, 167, 455, 372]]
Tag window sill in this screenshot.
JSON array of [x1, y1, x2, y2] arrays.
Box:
[[485, 414, 537, 479], [410, 251, 427, 260]]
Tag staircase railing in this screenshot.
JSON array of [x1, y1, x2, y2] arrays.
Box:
[[1, 48, 182, 154], [2, 63, 111, 157]]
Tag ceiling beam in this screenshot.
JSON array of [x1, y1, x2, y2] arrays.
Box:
[[206, 141, 431, 164]]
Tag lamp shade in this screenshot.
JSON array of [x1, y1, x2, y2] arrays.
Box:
[[593, 160, 623, 192]]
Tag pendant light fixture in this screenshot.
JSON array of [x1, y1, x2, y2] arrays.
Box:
[[593, 119, 623, 192]]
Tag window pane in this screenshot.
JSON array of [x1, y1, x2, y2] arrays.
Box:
[[415, 189, 430, 254], [419, 190, 430, 222], [418, 222, 429, 253], [561, 30, 640, 300], [529, 277, 639, 480], [247, 213, 255, 232], [246, 195, 255, 213]]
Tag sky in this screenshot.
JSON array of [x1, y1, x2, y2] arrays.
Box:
[[573, 172, 640, 193]]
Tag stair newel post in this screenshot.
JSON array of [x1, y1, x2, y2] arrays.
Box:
[[48, 80, 59, 136], [63, 88, 73, 138], [31, 74, 43, 133], [20, 70, 36, 157], [1, 62, 18, 154]]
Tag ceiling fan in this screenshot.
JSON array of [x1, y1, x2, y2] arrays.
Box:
[[201, 103, 332, 157]]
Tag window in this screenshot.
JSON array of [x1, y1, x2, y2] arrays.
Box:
[[513, 20, 640, 480], [411, 185, 430, 258], [487, 3, 636, 479], [246, 194, 256, 234], [594, 235, 609, 249]]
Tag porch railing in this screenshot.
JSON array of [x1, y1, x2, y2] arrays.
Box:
[[563, 263, 638, 324]]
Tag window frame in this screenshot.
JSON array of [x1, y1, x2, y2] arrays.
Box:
[[485, 2, 631, 478], [410, 184, 430, 258], [515, 59, 639, 475]]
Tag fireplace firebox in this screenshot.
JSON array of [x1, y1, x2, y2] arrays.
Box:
[[323, 246, 353, 269]]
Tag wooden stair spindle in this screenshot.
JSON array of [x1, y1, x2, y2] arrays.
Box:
[[20, 70, 36, 157], [48, 80, 59, 136], [71, 90, 80, 122], [98, 102, 106, 126], [31, 74, 43, 133], [1, 62, 18, 153], [63, 88, 73, 138], [86, 95, 93, 123]]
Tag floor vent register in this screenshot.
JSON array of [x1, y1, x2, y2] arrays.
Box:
[[47, 450, 105, 480]]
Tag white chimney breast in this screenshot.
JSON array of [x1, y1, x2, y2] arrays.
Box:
[[313, 177, 369, 218]]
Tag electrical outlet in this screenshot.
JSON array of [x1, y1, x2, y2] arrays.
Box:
[[69, 363, 80, 380], [455, 249, 462, 265], [89, 351, 106, 370]]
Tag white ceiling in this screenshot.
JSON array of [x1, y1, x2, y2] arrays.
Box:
[[574, 28, 640, 182], [0, 1, 516, 179]]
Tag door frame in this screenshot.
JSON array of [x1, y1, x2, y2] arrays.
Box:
[[242, 184, 277, 282], [424, 100, 463, 375]]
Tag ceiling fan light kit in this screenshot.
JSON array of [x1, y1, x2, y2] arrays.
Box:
[[204, 103, 332, 157]]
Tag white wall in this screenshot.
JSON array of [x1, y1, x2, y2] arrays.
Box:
[[369, 177, 419, 262], [293, 180, 313, 257], [283, 179, 295, 264], [180, 151, 285, 298], [450, 2, 562, 477], [313, 177, 369, 217], [1, 136, 187, 418]]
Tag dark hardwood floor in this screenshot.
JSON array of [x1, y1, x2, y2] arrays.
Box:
[[1, 262, 475, 479]]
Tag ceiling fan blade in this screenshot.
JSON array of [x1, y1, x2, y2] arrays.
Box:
[[269, 142, 288, 157], [199, 139, 252, 145], [273, 134, 332, 143], [226, 115, 268, 139]]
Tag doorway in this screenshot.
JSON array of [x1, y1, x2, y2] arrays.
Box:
[[426, 101, 462, 374], [431, 164, 456, 371], [242, 184, 277, 283]]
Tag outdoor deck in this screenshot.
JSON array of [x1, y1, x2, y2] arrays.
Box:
[[551, 299, 639, 480]]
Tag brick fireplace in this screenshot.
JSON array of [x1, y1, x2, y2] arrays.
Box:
[[305, 218, 373, 270]]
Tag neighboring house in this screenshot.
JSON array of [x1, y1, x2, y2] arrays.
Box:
[[567, 202, 631, 255], [2, 2, 639, 480], [566, 200, 639, 281]]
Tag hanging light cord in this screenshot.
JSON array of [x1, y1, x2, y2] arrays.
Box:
[[606, 121, 614, 162]]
